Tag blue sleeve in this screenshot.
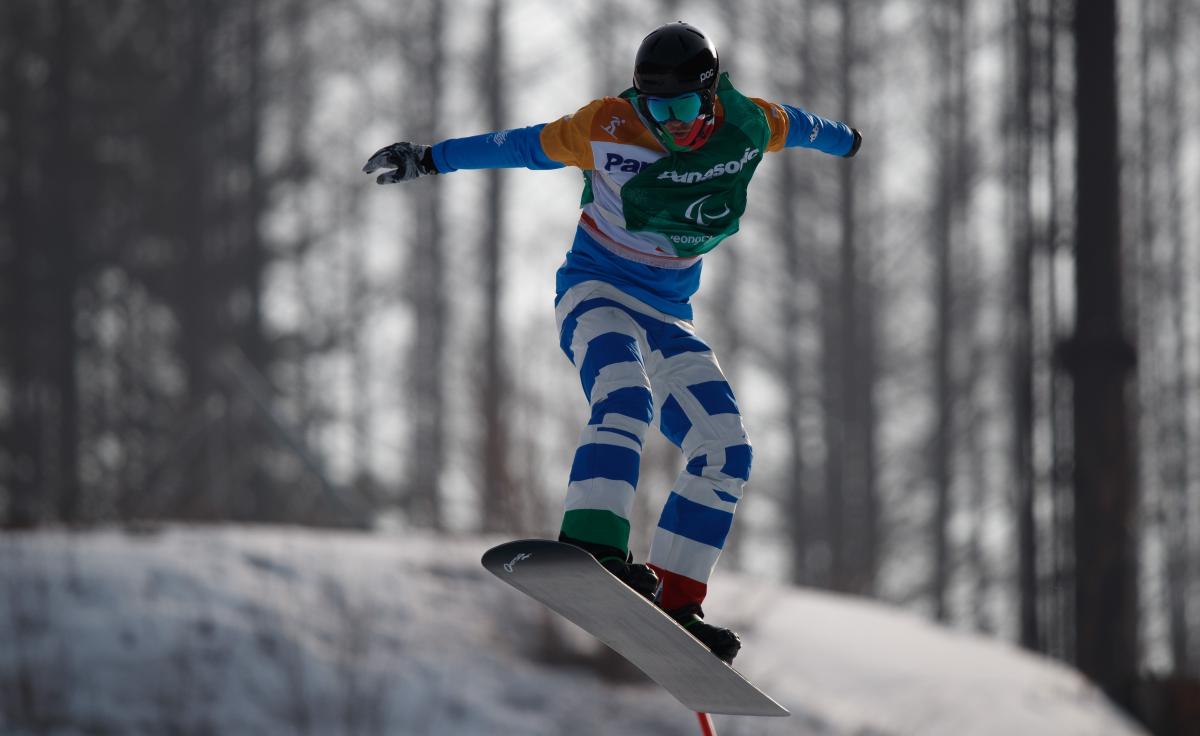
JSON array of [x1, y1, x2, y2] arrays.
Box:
[[430, 123, 565, 173], [781, 105, 856, 156]]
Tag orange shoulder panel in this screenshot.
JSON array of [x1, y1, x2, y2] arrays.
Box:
[[587, 98, 662, 150], [541, 97, 663, 168], [750, 98, 791, 153], [540, 99, 604, 169]]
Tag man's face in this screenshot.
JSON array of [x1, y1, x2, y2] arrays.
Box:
[[640, 89, 717, 148], [661, 119, 695, 138]]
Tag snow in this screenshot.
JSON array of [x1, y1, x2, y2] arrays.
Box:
[[0, 526, 1147, 736]]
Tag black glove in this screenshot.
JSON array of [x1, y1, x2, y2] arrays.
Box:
[[362, 142, 438, 184], [844, 128, 862, 158]]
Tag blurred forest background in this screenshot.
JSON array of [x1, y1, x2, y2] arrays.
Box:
[[2, 0, 1198, 730]]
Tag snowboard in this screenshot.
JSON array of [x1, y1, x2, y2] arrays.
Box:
[[481, 539, 790, 717]]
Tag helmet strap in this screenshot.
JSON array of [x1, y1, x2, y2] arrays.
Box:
[[672, 116, 715, 149]]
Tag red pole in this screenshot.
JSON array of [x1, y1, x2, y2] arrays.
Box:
[[696, 711, 718, 736]]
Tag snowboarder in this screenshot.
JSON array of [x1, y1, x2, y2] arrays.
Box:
[[365, 21, 861, 664]]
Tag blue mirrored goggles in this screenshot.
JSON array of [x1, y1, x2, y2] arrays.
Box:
[[642, 92, 704, 123]]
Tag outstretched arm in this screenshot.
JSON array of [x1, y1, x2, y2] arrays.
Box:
[[363, 124, 565, 185], [432, 124, 565, 172], [753, 98, 862, 158], [782, 105, 861, 157]]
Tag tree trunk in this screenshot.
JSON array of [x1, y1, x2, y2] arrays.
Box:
[[778, 0, 816, 586], [930, 0, 972, 623], [50, 0, 82, 523], [242, 0, 268, 373], [1134, 0, 1162, 677], [820, 269, 845, 591], [1, 2, 42, 528], [1161, 0, 1191, 676], [831, 0, 875, 595], [1043, 0, 1073, 663], [930, 0, 956, 623], [1069, 0, 1139, 709], [176, 0, 214, 512], [408, 0, 448, 530], [242, 0, 271, 519], [1012, 0, 1040, 652], [858, 262, 881, 595], [845, 0, 879, 596], [479, 0, 516, 532], [956, 0, 991, 635]]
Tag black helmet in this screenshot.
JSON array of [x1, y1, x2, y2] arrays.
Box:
[[633, 22, 719, 97]]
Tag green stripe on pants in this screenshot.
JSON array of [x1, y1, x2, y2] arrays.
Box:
[[561, 509, 632, 555]]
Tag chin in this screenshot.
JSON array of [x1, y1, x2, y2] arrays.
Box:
[[655, 115, 715, 151]]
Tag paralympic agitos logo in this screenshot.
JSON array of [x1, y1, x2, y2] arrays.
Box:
[[655, 147, 760, 184], [683, 194, 731, 225]]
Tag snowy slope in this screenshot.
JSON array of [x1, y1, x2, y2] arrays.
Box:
[[0, 526, 1147, 736]]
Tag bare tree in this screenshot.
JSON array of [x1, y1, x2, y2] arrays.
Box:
[[169, 0, 219, 515], [47, 0, 82, 523], [927, 0, 963, 623], [1160, 0, 1192, 677], [821, 0, 877, 596], [1068, 0, 1139, 709], [1010, 0, 1039, 652], [478, 0, 518, 532], [1041, 0, 1073, 663], [271, 0, 322, 492], [773, 0, 818, 586], [1, 2, 42, 528], [405, 0, 449, 530], [928, 0, 978, 625], [1134, 0, 1163, 681]]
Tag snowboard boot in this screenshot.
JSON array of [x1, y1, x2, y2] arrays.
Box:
[[666, 603, 741, 664], [558, 533, 660, 602]]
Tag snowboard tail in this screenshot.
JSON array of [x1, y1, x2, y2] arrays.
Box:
[[482, 539, 789, 718]]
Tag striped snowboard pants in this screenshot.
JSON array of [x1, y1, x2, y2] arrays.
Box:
[[555, 280, 752, 610]]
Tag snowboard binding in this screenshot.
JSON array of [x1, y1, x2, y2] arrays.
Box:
[[665, 603, 741, 664], [559, 533, 660, 601]]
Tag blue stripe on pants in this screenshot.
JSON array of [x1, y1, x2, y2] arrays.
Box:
[[720, 444, 753, 482], [570, 443, 641, 488], [589, 386, 653, 426], [659, 393, 692, 448], [687, 381, 740, 416], [657, 491, 734, 549]]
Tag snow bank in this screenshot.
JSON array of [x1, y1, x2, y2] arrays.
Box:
[[0, 526, 1147, 735]]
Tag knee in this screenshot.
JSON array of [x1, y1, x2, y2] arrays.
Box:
[[685, 441, 753, 483], [722, 443, 753, 482]]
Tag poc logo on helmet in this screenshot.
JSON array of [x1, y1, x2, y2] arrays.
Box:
[[700, 69, 715, 83]]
